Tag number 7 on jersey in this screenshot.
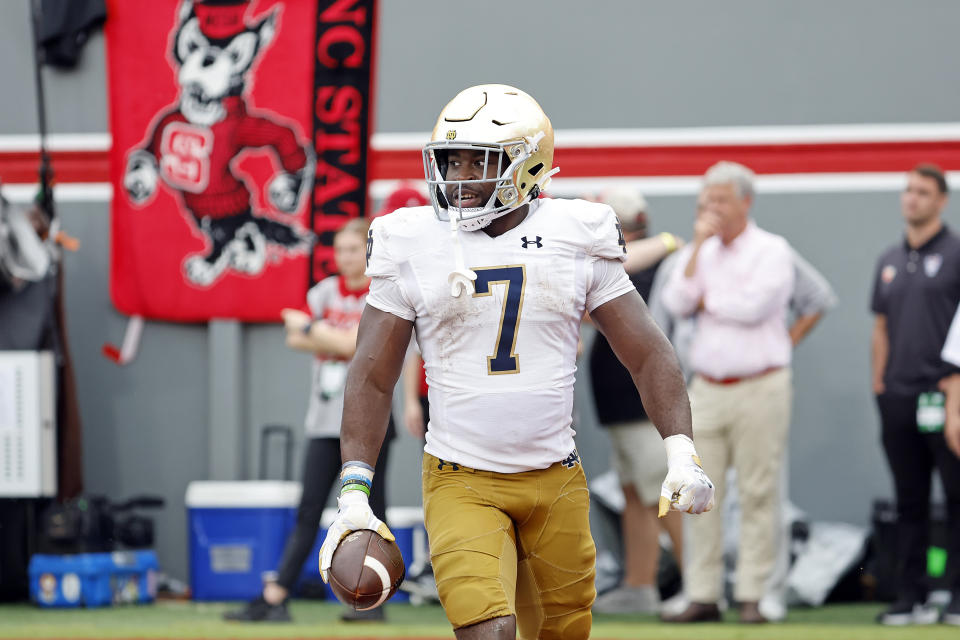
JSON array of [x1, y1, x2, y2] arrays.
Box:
[[472, 265, 526, 375]]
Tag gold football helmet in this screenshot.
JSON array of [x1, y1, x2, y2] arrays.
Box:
[[423, 84, 558, 231]]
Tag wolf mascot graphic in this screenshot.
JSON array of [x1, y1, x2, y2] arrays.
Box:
[[123, 0, 313, 287]]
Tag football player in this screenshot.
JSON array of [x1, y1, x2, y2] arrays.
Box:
[[319, 85, 715, 639]]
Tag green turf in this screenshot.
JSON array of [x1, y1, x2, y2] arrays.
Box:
[[0, 600, 957, 639]]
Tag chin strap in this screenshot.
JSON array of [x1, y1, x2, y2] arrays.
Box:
[[447, 211, 477, 297], [538, 167, 560, 193]]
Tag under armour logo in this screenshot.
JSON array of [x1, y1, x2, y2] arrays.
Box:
[[560, 449, 581, 469], [437, 458, 460, 471], [521, 235, 543, 249]]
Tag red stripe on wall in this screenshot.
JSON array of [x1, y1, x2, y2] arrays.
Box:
[[4, 140, 960, 185], [370, 140, 960, 181], [0, 150, 110, 184]]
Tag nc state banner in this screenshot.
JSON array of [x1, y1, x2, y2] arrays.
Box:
[[106, 0, 377, 321]]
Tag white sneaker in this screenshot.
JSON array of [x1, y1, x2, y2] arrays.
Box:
[[942, 592, 960, 626], [659, 592, 688, 617], [877, 601, 939, 626], [592, 585, 660, 614], [758, 595, 787, 622]]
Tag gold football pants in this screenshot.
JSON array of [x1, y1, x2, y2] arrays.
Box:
[[422, 452, 596, 639]]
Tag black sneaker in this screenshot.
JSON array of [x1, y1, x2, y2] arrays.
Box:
[[222, 596, 292, 622], [339, 606, 385, 622], [876, 600, 938, 626], [944, 593, 960, 626]]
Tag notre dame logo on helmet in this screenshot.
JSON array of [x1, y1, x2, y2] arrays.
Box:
[[445, 129, 457, 140]]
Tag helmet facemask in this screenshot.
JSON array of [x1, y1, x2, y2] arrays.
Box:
[[423, 134, 549, 231]]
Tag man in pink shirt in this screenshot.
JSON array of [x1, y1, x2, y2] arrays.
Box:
[[660, 161, 794, 624]]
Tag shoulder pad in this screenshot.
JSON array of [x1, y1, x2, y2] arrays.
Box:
[[537, 198, 627, 260], [366, 206, 437, 278]]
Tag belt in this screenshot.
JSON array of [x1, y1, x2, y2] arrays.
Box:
[[698, 366, 782, 386]]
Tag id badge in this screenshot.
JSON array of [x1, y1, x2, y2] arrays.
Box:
[[917, 391, 945, 433], [318, 361, 348, 401]]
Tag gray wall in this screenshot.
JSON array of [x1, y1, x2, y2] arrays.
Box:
[[2, 0, 957, 582], [377, 1, 960, 131]]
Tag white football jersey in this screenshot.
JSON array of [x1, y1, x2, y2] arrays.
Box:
[[366, 198, 634, 472]]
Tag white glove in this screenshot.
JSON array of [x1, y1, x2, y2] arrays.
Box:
[[319, 488, 394, 583], [659, 434, 715, 517]]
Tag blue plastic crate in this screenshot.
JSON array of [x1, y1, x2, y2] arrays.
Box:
[[28, 551, 158, 608]]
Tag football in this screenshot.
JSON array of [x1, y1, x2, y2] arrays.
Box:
[[328, 529, 406, 610]]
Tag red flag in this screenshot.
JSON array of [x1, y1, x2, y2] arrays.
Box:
[[107, 1, 375, 322]]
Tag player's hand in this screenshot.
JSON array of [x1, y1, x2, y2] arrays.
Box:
[[319, 490, 395, 583], [658, 434, 715, 517]]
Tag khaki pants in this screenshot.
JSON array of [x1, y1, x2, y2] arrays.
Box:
[[422, 453, 596, 639], [684, 368, 792, 603]]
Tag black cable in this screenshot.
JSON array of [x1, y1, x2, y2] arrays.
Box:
[[29, 0, 55, 222]]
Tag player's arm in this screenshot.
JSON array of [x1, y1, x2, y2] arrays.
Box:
[[590, 290, 714, 516], [340, 305, 413, 463], [318, 305, 412, 582]]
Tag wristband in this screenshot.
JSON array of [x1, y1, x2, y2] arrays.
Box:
[[659, 232, 678, 253], [341, 480, 370, 496], [340, 461, 375, 497], [341, 460, 374, 473]]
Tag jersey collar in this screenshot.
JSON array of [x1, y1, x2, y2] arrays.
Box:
[[902, 223, 949, 253]]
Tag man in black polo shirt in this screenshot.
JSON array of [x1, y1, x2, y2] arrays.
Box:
[[871, 163, 960, 626]]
